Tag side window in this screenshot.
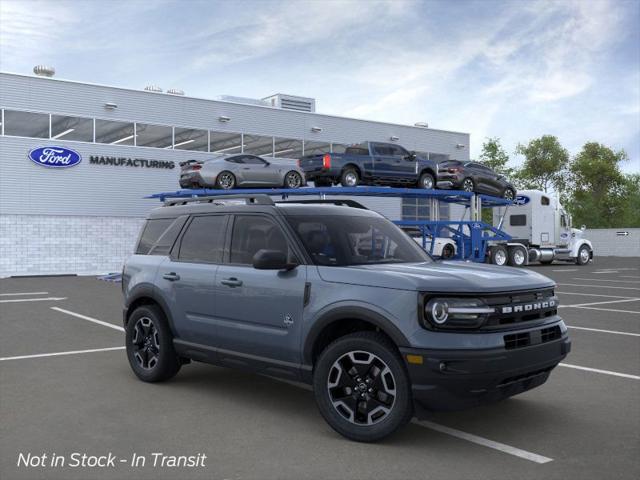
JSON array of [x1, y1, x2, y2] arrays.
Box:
[[541, 196, 550, 206], [226, 156, 243, 164], [230, 216, 292, 265], [510, 215, 527, 226], [136, 218, 174, 254], [561, 215, 567, 228], [389, 145, 409, 157], [178, 215, 227, 263], [243, 155, 267, 165], [372, 144, 390, 156], [149, 216, 188, 255]]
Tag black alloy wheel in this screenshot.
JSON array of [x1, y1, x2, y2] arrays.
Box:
[[503, 188, 515, 201], [285, 171, 303, 189], [216, 171, 236, 190]]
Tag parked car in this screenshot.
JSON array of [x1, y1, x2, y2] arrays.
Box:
[[179, 154, 306, 189], [298, 141, 438, 189], [123, 194, 570, 442], [401, 227, 457, 259], [437, 160, 516, 199]]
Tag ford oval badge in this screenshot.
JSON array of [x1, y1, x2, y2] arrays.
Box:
[[28, 146, 82, 168], [514, 195, 530, 205]]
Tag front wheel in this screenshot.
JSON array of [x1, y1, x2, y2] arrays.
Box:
[[418, 172, 435, 190], [313, 332, 413, 442], [576, 245, 591, 265], [441, 243, 455, 259], [284, 170, 303, 189], [125, 305, 181, 383]]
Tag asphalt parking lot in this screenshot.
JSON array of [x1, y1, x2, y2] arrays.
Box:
[[1, 257, 639, 480]]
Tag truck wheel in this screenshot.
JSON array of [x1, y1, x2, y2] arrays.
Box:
[[125, 305, 181, 383], [441, 243, 455, 259], [576, 245, 591, 265], [313, 332, 413, 442], [340, 168, 360, 187], [216, 171, 236, 190], [418, 172, 435, 190], [507, 246, 526, 267], [490, 245, 508, 266], [462, 178, 475, 192]]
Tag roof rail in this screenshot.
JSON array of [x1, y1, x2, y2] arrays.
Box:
[[164, 194, 274, 207], [276, 199, 369, 209]]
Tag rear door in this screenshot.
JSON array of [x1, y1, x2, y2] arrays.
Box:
[[156, 214, 228, 346], [213, 214, 307, 365], [371, 143, 396, 179]]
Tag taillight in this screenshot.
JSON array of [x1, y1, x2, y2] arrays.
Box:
[[297, 159, 301, 167], [448, 167, 459, 173], [192, 164, 202, 170], [322, 153, 331, 169]]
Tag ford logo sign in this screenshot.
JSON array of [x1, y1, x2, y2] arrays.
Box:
[[514, 195, 530, 205], [28, 146, 82, 168]]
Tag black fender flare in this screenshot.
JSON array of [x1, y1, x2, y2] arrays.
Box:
[[341, 163, 364, 179], [302, 306, 410, 365], [124, 286, 178, 336]]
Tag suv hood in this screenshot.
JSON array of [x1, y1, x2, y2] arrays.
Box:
[[317, 261, 555, 293]]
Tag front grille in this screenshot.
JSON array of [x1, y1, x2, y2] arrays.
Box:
[[482, 288, 557, 329], [498, 366, 554, 387], [504, 325, 562, 350]]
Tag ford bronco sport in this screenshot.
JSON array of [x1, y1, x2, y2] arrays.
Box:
[[122, 194, 570, 442]]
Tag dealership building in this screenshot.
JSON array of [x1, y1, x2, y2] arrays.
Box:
[[0, 69, 470, 277]]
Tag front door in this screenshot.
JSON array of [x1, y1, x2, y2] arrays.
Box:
[[239, 155, 279, 185], [214, 214, 306, 365]]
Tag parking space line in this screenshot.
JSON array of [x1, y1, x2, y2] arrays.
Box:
[[557, 283, 640, 291], [572, 278, 640, 284], [0, 297, 67, 303], [0, 291, 49, 296], [413, 420, 553, 464], [0, 346, 125, 362], [592, 271, 619, 274], [565, 306, 640, 314], [559, 298, 640, 308], [552, 269, 578, 272], [557, 291, 636, 299], [621, 276, 640, 279], [559, 363, 640, 380], [51, 307, 125, 332], [567, 325, 640, 337]]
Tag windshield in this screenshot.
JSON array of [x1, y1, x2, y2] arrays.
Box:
[[286, 215, 432, 266]]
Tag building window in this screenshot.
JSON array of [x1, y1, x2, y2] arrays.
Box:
[[210, 131, 243, 154], [174, 127, 208, 151], [135, 123, 173, 149], [51, 114, 93, 142], [95, 119, 135, 145], [244, 134, 274, 156], [273, 137, 303, 159], [3, 110, 49, 138], [303, 140, 330, 156], [402, 198, 430, 221]]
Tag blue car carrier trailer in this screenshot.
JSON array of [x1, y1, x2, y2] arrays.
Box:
[[147, 186, 515, 265]]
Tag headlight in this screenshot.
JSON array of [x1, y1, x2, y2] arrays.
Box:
[[424, 297, 494, 329]]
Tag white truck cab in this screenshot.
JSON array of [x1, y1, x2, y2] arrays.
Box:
[[491, 190, 593, 266]]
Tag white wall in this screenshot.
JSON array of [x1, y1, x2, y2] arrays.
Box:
[[586, 228, 640, 257]]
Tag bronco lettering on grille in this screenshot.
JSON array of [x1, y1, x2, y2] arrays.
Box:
[[501, 299, 556, 314]]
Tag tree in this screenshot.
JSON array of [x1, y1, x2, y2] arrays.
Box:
[[479, 137, 514, 177], [567, 142, 632, 228], [515, 135, 569, 193]]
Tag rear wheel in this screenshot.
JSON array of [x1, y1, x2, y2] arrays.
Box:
[[418, 172, 435, 190], [490, 245, 508, 266], [284, 171, 303, 189], [313, 332, 413, 442], [507, 246, 527, 267], [340, 168, 360, 187], [216, 171, 236, 190], [576, 245, 591, 265], [125, 305, 181, 383], [462, 178, 475, 192]]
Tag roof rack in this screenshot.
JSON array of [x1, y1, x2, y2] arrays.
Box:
[[275, 199, 369, 209], [163, 194, 274, 207]]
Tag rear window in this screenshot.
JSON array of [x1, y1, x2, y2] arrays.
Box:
[[510, 215, 527, 226], [136, 218, 174, 255], [345, 147, 369, 156]]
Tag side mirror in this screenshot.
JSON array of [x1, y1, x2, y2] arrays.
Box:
[[252, 249, 296, 270], [405, 152, 416, 161]]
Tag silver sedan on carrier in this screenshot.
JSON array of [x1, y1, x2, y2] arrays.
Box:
[[179, 154, 306, 189]]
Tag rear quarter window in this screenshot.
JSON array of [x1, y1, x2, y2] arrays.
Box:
[[136, 217, 186, 255]]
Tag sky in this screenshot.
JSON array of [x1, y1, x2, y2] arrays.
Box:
[[1, 0, 639, 172]]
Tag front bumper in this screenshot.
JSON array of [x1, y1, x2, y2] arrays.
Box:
[[400, 334, 571, 412]]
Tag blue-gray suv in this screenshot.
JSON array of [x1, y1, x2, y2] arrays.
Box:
[[122, 194, 570, 442]]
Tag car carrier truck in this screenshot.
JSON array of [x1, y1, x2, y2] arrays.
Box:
[[488, 190, 593, 267]]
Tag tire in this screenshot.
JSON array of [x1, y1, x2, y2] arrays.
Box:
[[503, 188, 516, 201], [125, 305, 181, 383], [314, 178, 332, 187], [284, 170, 303, 189], [441, 243, 455, 259], [418, 172, 435, 190], [462, 178, 475, 192], [313, 332, 413, 442], [576, 245, 591, 265], [507, 246, 526, 267], [216, 171, 236, 190], [340, 168, 360, 187], [490, 245, 508, 266]]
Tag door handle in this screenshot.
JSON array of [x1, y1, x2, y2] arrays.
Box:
[[221, 277, 243, 287], [162, 272, 180, 281]]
